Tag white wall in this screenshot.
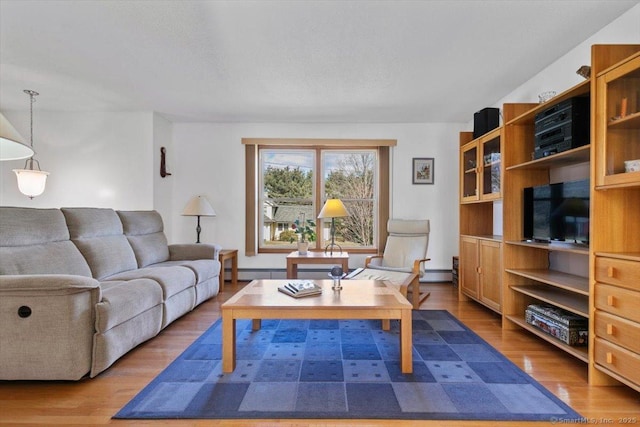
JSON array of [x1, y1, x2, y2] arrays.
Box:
[[153, 113, 174, 238], [0, 111, 155, 209], [479, 4, 640, 237], [169, 122, 462, 273], [492, 4, 640, 113]]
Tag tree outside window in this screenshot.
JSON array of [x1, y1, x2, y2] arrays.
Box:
[[259, 148, 377, 251]]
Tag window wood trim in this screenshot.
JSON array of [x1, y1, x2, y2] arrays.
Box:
[[245, 144, 256, 256], [244, 140, 393, 256], [242, 138, 396, 147]]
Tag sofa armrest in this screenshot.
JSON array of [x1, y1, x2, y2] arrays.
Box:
[[0, 274, 101, 380], [169, 243, 222, 261], [0, 274, 101, 295]]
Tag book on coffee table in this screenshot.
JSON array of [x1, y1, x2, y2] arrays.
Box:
[[278, 281, 322, 298]]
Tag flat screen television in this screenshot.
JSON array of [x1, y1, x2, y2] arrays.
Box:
[[523, 179, 590, 244]]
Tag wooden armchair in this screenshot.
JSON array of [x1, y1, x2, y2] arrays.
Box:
[[362, 219, 431, 308]]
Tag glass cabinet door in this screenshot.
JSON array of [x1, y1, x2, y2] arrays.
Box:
[[481, 136, 501, 199], [461, 142, 479, 202], [596, 54, 640, 188]]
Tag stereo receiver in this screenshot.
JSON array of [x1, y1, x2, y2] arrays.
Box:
[[534, 97, 589, 160]]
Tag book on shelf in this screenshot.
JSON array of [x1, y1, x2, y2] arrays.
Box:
[[278, 281, 323, 298]]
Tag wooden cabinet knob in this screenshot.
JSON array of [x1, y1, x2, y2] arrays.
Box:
[[477, 266, 482, 274], [606, 352, 614, 364], [607, 266, 615, 278], [606, 324, 615, 335], [607, 295, 615, 306]]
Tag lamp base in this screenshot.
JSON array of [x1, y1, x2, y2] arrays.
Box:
[[324, 243, 342, 255]]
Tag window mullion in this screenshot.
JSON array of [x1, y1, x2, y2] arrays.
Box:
[[315, 147, 323, 250]]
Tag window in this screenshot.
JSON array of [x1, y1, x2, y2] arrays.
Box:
[[243, 138, 395, 255]]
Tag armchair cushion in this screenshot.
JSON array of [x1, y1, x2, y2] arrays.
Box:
[[381, 219, 430, 273]]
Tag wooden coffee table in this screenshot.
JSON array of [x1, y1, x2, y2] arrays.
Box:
[[221, 279, 413, 373]]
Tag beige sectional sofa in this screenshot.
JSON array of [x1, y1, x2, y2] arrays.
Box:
[[0, 207, 221, 380]]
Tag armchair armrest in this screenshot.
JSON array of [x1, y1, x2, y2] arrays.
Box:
[[169, 243, 222, 261], [365, 255, 383, 268], [412, 258, 431, 274]]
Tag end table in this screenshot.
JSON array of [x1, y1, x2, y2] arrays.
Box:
[[218, 249, 238, 291]]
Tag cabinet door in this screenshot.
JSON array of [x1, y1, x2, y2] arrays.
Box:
[[461, 142, 479, 202], [460, 237, 479, 298], [480, 136, 502, 200], [595, 54, 640, 188], [479, 240, 502, 312]]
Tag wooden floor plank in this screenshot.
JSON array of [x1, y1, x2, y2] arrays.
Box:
[[0, 282, 638, 426]]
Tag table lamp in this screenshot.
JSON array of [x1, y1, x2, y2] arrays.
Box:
[[182, 195, 216, 243], [317, 199, 349, 255]]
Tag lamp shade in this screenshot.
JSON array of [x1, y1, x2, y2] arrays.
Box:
[[182, 195, 216, 216], [0, 112, 34, 161], [13, 168, 49, 198], [318, 199, 349, 218]]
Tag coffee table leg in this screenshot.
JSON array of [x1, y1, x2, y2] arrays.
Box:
[[222, 310, 236, 373], [252, 319, 261, 330], [400, 308, 413, 373]]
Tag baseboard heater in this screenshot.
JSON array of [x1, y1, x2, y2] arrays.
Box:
[[223, 268, 453, 283]]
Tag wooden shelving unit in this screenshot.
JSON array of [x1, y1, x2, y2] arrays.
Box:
[[590, 46, 640, 391], [505, 315, 589, 362], [505, 269, 589, 295], [459, 44, 640, 390]]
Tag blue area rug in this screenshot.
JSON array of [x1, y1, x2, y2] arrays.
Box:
[[114, 310, 581, 421]]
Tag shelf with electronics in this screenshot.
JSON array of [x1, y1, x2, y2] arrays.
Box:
[[459, 44, 640, 390], [501, 77, 592, 364]]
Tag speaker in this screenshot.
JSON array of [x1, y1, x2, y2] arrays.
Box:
[[473, 108, 500, 139]]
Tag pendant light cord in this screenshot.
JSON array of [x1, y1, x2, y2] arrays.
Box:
[[24, 89, 38, 149]]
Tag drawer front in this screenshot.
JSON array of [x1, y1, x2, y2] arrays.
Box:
[[595, 311, 640, 354], [595, 283, 640, 324], [595, 257, 640, 291], [594, 337, 640, 387]]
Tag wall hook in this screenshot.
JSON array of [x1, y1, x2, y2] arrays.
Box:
[[160, 146, 172, 178]]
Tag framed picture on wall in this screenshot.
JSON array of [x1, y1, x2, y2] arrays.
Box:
[[412, 158, 434, 184]]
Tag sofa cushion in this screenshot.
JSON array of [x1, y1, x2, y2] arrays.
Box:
[[96, 279, 163, 333], [154, 259, 220, 284], [105, 265, 195, 301], [62, 208, 138, 280], [0, 207, 92, 277], [117, 211, 170, 267]]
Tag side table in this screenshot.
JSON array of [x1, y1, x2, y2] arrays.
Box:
[[218, 249, 238, 291], [286, 251, 349, 279]]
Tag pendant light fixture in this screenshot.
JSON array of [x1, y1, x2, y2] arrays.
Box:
[[13, 90, 49, 199], [0, 112, 34, 161]]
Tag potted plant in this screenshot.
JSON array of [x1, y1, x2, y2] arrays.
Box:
[[290, 213, 316, 254]]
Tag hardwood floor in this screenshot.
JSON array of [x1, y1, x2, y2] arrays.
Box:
[[0, 282, 637, 427]]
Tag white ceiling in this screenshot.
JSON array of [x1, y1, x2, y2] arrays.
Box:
[[0, 0, 637, 123]]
